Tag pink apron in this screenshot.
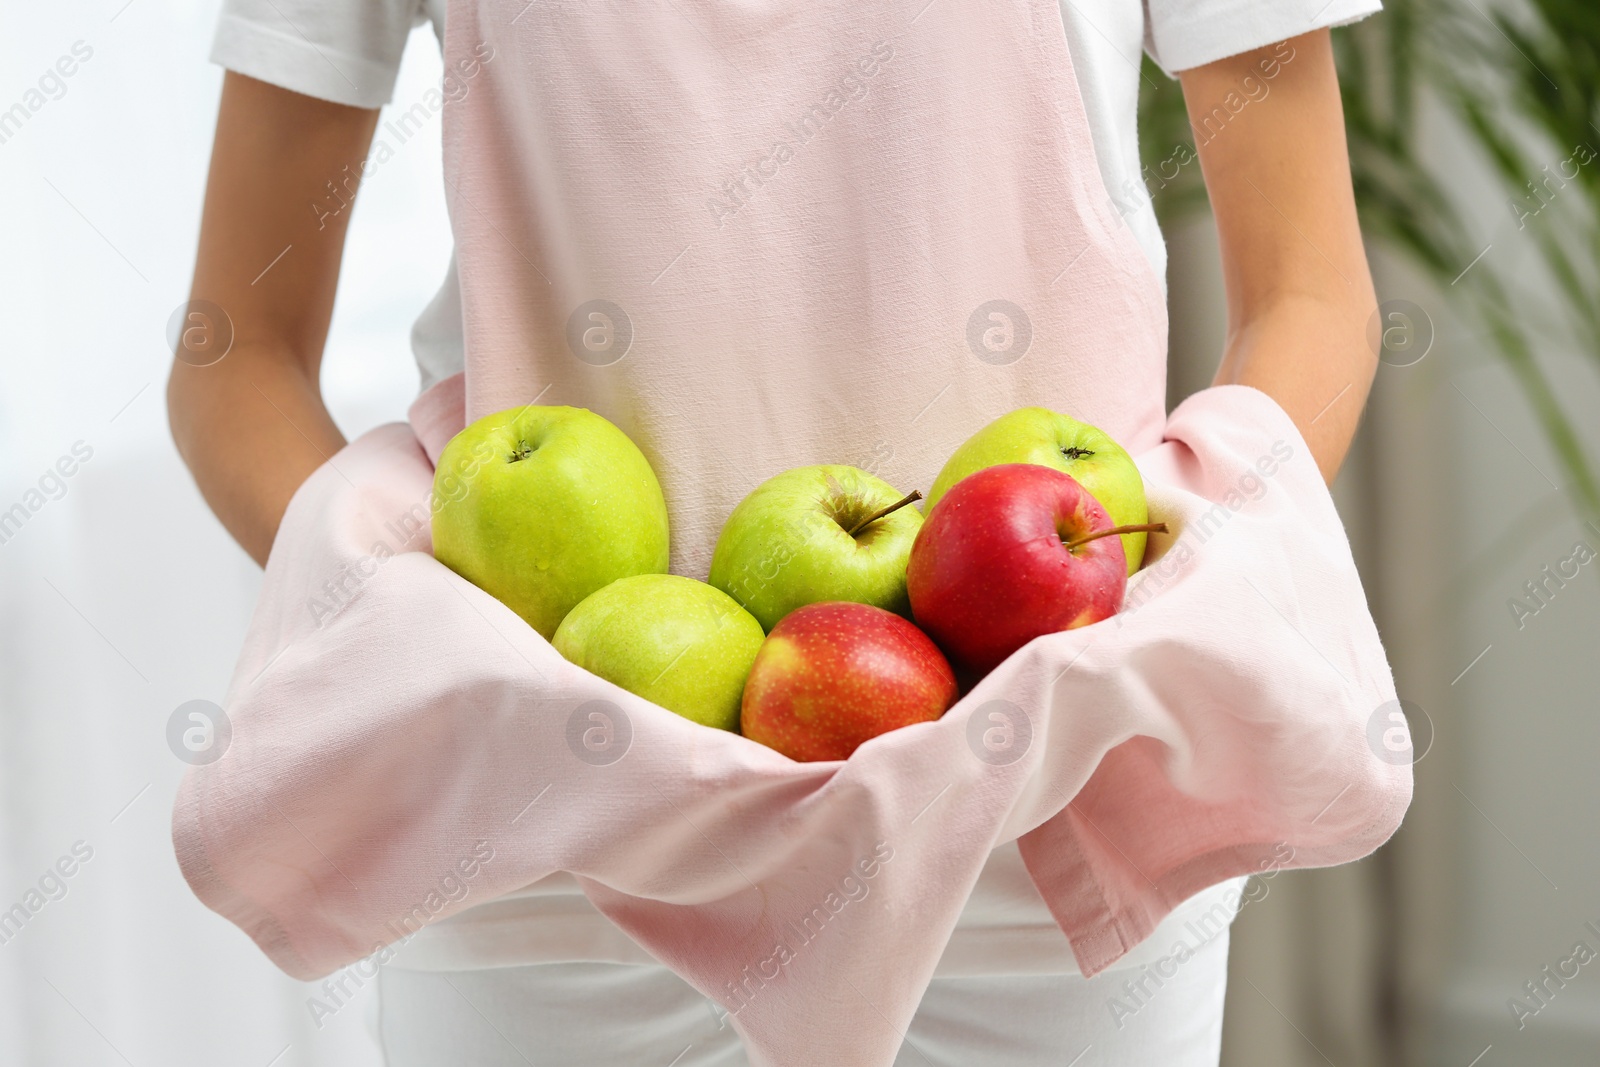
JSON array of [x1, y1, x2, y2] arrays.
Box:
[[437, 0, 1167, 579], [173, 2, 1413, 1064]]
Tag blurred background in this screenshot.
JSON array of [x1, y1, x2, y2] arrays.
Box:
[[0, 1, 1595, 1065]]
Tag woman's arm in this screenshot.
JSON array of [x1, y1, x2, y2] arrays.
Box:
[[168, 72, 379, 565], [1179, 29, 1378, 484]]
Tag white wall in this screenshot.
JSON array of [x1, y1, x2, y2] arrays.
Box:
[[0, 2, 446, 1063]]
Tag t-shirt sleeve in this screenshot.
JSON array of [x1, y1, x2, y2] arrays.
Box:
[[210, 0, 425, 108], [1143, 0, 1382, 76]]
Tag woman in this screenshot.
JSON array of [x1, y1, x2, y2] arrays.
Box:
[[170, 0, 1383, 1063]]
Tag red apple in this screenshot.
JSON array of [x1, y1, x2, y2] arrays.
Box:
[[741, 602, 958, 761], [907, 463, 1164, 673]]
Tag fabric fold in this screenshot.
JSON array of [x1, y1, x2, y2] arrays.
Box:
[[173, 381, 1410, 1067]]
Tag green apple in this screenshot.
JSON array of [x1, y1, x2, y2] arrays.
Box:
[[708, 465, 923, 632], [926, 407, 1149, 575], [432, 405, 670, 639], [552, 574, 764, 730]]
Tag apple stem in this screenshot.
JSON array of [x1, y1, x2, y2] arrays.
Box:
[[847, 490, 923, 536], [1064, 522, 1169, 551]]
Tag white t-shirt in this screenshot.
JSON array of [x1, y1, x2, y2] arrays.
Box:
[[210, 0, 1378, 977], [212, 0, 1381, 394]]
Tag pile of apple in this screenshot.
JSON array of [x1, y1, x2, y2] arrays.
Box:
[[432, 407, 1162, 762]]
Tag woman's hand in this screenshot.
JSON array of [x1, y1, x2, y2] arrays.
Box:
[[1180, 29, 1378, 485], [168, 72, 379, 565]]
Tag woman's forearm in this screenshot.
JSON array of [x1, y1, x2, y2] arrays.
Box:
[[171, 72, 379, 565], [169, 347, 346, 565], [1212, 288, 1377, 483], [1181, 30, 1378, 484]]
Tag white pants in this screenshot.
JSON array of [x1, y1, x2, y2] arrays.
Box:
[[373, 929, 1230, 1066]]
